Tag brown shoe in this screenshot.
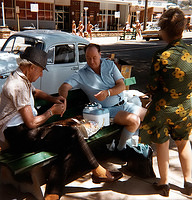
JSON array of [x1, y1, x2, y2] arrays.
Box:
[[153, 182, 170, 197], [92, 171, 123, 184], [184, 181, 192, 196]]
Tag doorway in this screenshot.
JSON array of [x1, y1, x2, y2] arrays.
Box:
[[55, 6, 70, 32]]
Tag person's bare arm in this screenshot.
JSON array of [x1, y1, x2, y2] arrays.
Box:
[[19, 101, 66, 129], [94, 79, 125, 101], [33, 89, 65, 104], [58, 83, 73, 99]]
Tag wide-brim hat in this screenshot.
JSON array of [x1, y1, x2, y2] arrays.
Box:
[[20, 46, 48, 71]]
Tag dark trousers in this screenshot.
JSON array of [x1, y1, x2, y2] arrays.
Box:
[[4, 123, 99, 196]]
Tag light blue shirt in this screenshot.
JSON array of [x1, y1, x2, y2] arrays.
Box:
[[65, 59, 124, 107]]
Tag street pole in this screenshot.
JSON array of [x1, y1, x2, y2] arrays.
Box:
[[84, 7, 88, 32], [37, 12, 39, 29], [1, 2, 6, 27], [143, 0, 148, 30], [117, 17, 119, 41]]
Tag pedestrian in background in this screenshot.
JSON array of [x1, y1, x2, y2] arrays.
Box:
[[87, 20, 93, 40], [78, 21, 84, 37], [140, 8, 192, 197], [72, 20, 76, 35], [135, 20, 141, 37]]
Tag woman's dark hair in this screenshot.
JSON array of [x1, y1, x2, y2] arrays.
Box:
[[85, 43, 101, 53], [158, 8, 186, 38]]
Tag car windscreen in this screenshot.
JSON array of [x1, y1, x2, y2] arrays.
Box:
[[2, 36, 44, 53]]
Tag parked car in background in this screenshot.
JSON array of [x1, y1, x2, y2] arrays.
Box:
[[141, 25, 161, 41], [0, 30, 89, 94]]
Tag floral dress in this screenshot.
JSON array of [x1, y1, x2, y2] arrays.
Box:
[[140, 39, 192, 144]]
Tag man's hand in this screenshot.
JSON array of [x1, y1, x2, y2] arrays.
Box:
[[94, 90, 108, 101], [51, 100, 66, 117], [52, 96, 66, 104]]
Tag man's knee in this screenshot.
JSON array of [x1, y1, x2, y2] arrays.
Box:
[[114, 111, 140, 128], [128, 114, 140, 128]]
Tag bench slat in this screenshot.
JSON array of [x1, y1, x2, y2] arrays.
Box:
[[0, 151, 57, 175], [0, 152, 35, 164]]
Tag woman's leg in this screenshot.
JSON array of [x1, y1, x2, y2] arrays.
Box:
[[156, 140, 169, 185], [175, 139, 192, 183]]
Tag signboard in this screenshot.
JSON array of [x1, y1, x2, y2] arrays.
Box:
[[16, 6, 20, 14], [30, 4, 38, 12], [115, 11, 120, 18]]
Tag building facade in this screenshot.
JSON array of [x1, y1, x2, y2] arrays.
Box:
[[0, 0, 169, 32]]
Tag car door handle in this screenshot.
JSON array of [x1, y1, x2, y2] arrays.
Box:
[[71, 66, 79, 70]]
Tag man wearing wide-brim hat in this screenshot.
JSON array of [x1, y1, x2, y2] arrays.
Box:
[[0, 47, 123, 200]]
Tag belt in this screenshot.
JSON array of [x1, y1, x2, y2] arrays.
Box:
[[113, 100, 125, 107]]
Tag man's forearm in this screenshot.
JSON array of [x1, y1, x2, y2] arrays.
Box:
[[33, 89, 54, 101], [58, 83, 72, 99]]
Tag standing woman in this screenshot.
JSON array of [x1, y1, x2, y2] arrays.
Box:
[[140, 8, 192, 196]]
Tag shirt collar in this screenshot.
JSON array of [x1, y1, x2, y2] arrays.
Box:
[[15, 67, 31, 88], [85, 59, 103, 72]]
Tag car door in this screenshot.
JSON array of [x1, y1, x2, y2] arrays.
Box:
[[38, 43, 79, 94]]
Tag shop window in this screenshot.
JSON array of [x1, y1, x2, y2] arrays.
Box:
[[39, 3, 44, 10], [39, 11, 44, 20], [26, 2, 31, 9], [5, 8, 14, 19], [55, 44, 75, 64], [45, 3, 50, 11], [19, 10, 26, 19], [56, 6, 63, 11], [27, 10, 33, 20], [50, 11, 53, 20], [16, 1, 25, 9], [45, 11, 51, 20], [5, 0, 13, 7]]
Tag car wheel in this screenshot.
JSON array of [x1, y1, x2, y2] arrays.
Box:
[[145, 38, 150, 41]]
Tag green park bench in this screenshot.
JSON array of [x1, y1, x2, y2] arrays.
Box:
[[0, 78, 136, 200], [120, 30, 136, 40]]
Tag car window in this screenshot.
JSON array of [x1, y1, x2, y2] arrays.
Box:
[[47, 47, 54, 64], [55, 44, 75, 64], [78, 44, 86, 62], [3, 36, 44, 53]]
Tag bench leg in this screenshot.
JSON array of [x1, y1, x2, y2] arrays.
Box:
[[0, 165, 45, 200], [0, 165, 19, 188], [19, 167, 45, 200]]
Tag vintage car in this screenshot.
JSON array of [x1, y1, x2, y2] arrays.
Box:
[[141, 25, 161, 41], [0, 30, 89, 94]]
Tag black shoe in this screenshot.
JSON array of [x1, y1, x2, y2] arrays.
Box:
[[92, 171, 123, 184], [153, 182, 170, 197], [184, 181, 192, 195]]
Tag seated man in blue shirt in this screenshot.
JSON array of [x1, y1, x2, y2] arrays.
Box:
[[59, 43, 146, 160]]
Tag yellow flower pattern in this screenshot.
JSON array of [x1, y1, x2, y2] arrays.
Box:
[[172, 67, 185, 81]]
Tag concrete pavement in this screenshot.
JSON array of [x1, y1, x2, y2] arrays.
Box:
[[0, 32, 192, 200]]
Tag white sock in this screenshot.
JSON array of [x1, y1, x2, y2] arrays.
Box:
[[117, 127, 135, 151]]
